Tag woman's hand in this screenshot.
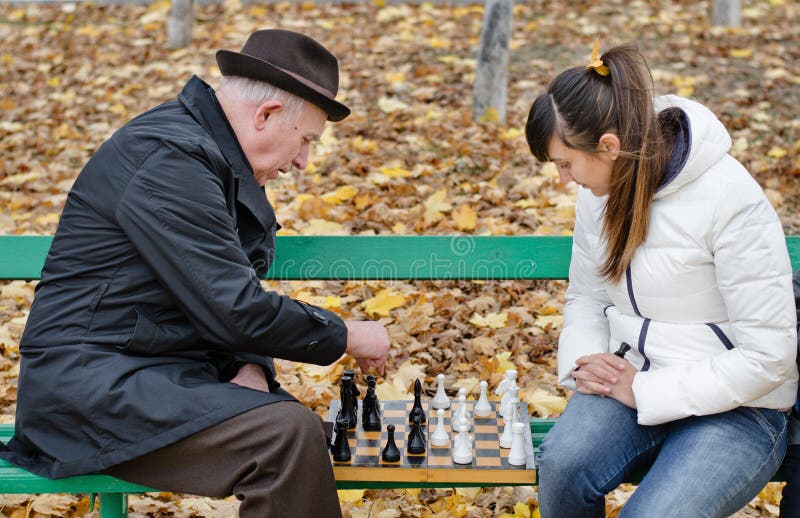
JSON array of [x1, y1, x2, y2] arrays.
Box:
[[573, 353, 638, 408]]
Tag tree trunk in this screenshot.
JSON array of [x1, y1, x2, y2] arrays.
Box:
[[472, 0, 513, 123], [167, 0, 194, 50], [712, 0, 741, 27]]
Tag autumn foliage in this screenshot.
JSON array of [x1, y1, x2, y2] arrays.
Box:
[[1, 0, 799, 515]]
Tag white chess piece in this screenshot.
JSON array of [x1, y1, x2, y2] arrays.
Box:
[[452, 417, 473, 464], [495, 369, 517, 397], [431, 373, 450, 410], [456, 393, 471, 430], [501, 382, 519, 421], [474, 380, 492, 417], [430, 408, 450, 447], [507, 422, 527, 466], [499, 397, 519, 448]]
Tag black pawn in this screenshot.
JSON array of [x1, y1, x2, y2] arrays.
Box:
[[407, 415, 426, 455], [331, 417, 351, 462], [382, 424, 401, 462], [408, 378, 426, 425], [362, 387, 382, 431], [339, 377, 357, 430]]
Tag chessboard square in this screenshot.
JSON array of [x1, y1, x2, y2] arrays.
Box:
[[428, 456, 451, 466], [474, 432, 497, 441], [475, 441, 496, 449], [429, 447, 451, 456], [475, 456, 502, 467], [358, 447, 380, 456], [358, 438, 382, 448], [474, 424, 497, 433]]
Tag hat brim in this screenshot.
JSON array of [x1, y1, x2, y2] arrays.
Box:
[[216, 50, 350, 122]]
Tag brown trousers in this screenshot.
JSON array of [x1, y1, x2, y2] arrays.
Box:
[[104, 401, 342, 518]]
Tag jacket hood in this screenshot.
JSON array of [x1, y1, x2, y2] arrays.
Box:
[[653, 95, 732, 199]]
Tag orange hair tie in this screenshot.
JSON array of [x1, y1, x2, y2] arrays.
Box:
[[587, 39, 610, 76]]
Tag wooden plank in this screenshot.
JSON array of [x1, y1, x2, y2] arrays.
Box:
[[3, 235, 800, 281]]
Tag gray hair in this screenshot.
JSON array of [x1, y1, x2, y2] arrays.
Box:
[[218, 76, 306, 122]]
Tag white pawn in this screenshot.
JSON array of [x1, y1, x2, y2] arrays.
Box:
[[456, 393, 471, 429], [430, 409, 450, 447], [474, 380, 492, 418], [452, 417, 473, 464], [499, 397, 519, 449], [507, 422, 528, 466], [432, 374, 450, 410]]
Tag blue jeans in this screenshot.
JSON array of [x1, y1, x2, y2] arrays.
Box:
[[538, 392, 788, 518]]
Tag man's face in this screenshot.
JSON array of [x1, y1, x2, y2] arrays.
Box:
[[245, 100, 327, 186]]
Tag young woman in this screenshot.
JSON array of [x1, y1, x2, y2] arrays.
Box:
[[526, 42, 798, 517]]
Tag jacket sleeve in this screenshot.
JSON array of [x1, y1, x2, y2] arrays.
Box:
[[557, 188, 613, 389], [633, 172, 798, 425], [114, 140, 348, 365]]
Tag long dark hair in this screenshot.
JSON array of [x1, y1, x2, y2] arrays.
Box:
[[525, 43, 673, 283]]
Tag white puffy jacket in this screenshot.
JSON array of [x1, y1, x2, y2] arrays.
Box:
[[558, 95, 799, 426]]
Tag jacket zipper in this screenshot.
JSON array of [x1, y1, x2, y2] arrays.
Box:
[[626, 265, 652, 371]]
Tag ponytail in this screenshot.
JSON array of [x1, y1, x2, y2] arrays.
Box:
[[525, 43, 673, 283]]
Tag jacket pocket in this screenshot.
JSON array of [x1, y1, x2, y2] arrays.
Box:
[[118, 307, 158, 354]]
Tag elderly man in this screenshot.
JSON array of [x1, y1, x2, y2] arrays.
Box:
[[0, 30, 388, 517]]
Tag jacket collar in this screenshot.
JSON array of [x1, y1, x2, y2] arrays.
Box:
[[178, 75, 277, 234]]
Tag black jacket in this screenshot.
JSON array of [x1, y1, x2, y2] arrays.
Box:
[[0, 76, 347, 478]]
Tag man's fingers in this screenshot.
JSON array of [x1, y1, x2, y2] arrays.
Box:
[[575, 379, 611, 396], [573, 362, 619, 384], [576, 353, 627, 371]]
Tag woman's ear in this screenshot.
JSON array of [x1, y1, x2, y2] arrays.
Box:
[[598, 133, 621, 160]]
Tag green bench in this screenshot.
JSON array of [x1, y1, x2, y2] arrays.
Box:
[[1, 234, 797, 515]]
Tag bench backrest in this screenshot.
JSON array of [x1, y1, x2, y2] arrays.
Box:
[[2, 235, 800, 281]]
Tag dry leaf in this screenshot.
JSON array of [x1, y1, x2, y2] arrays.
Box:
[[469, 312, 507, 329], [362, 288, 406, 317]]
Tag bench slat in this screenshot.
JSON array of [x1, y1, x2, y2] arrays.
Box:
[[4, 235, 800, 281]]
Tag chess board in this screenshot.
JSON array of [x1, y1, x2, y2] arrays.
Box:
[[327, 399, 536, 484]]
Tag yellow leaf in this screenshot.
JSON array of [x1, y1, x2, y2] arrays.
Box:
[[338, 490, 365, 503], [479, 107, 500, 123], [455, 487, 481, 499], [317, 19, 335, 30], [438, 55, 459, 64], [46, 77, 61, 87], [534, 314, 563, 329], [495, 351, 515, 372], [452, 377, 480, 394], [424, 189, 452, 225], [353, 137, 377, 153], [379, 166, 414, 178], [1, 54, 12, 64], [500, 127, 523, 140], [362, 289, 406, 317], [532, 508, 541, 518], [373, 0, 386, 6], [378, 96, 409, 114], [35, 213, 60, 226], [428, 37, 450, 49], [322, 185, 359, 204], [523, 388, 567, 417], [375, 380, 406, 400], [385, 71, 406, 84], [730, 48, 753, 58], [470, 312, 507, 329], [514, 502, 531, 518], [452, 205, 477, 231], [303, 219, 346, 235], [768, 147, 788, 158]]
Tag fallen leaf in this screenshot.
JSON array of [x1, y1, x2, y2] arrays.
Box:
[[470, 312, 507, 329], [362, 288, 406, 317], [424, 189, 452, 225]]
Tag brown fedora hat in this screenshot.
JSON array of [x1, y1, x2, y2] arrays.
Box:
[[216, 29, 350, 122]]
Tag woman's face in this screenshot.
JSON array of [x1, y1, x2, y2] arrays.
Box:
[[546, 134, 615, 197]]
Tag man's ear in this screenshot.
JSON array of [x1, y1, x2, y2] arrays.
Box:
[[598, 133, 621, 160], [253, 100, 284, 130]]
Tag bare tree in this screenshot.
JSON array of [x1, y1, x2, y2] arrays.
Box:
[[712, 0, 741, 27], [472, 0, 513, 123], [167, 0, 194, 50]]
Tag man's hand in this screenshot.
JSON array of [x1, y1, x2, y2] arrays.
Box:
[[344, 320, 390, 375], [230, 363, 270, 393], [573, 353, 638, 408]]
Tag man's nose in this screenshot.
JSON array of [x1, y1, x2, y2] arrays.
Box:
[[292, 146, 310, 170]]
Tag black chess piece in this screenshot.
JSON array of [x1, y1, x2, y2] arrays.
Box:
[[331, 417, 351, 462], [343, 369, 360, 416], [339, 376, 357, 430], [362, 387, 382, 431], [408, 378, 426, 425], [381, 424, 401, 462], [366, 374, 380, 409], [407, 415, 426, 455]]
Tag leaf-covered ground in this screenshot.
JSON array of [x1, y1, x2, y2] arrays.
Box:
[[1, 0, 798, 516]]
